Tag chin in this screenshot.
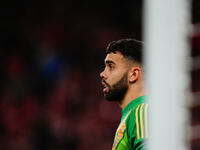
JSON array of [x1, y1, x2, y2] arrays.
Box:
[[104, 94, 116, 102]]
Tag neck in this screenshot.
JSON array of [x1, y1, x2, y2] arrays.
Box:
[[119, 84, 145, 109]]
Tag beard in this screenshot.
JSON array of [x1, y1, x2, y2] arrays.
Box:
[[103, 72, 128, 102]]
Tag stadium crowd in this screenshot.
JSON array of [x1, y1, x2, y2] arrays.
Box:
[[0, 0, 141, 150], [0, 0, 199, 150]]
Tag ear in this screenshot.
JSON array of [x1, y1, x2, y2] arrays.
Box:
[[128, 66, 141, 83]]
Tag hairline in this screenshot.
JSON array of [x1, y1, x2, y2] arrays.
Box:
[[106, 50, 142, 67]]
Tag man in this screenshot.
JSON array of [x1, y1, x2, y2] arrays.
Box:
[[100, 39, 148, 150]]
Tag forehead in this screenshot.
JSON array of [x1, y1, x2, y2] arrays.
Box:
[[105, 51, 126, 64]]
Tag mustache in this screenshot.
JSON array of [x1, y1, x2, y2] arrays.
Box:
[[102, 79, 110, 87]]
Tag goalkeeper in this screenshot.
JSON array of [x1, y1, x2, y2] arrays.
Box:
[[100, 39, 148, 150]]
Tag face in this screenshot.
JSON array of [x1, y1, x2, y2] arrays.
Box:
[[100, 52, 129, 102]]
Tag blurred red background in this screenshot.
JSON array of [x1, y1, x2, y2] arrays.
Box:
[[0, 0, 199, 150]]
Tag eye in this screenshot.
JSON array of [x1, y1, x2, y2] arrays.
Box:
[[108, 64, 114, 70]]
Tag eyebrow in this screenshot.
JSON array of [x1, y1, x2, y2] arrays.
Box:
[[105, 60, 116, 65]]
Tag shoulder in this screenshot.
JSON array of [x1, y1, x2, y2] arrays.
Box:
[[127, 102, 149, 124], [126, 102, 149, 140]]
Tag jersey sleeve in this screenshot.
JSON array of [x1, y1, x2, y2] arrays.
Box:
[[126, 103, 149, 150]]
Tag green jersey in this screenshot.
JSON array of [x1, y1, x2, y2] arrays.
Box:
[[112, 96, 149, 150]]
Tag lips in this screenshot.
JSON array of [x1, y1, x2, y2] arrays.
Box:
[[103, 87, 108, 92], [101, 82, 109, 93]]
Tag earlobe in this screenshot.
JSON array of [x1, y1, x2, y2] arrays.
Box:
[[129, 67, 140, 83]]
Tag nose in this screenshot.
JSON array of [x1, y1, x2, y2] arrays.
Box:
[[100, 70, 106, 79]]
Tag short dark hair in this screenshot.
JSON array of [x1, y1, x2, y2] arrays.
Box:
[[106, 39, 143, 64]]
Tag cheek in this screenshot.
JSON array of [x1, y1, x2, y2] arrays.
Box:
[[107, 70, 124, 85]]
